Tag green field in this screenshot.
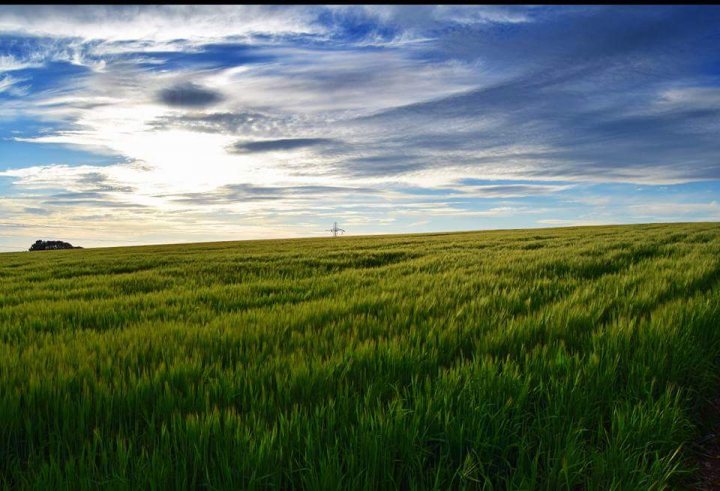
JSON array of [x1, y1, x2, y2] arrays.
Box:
[[1, 222, 719, 489]]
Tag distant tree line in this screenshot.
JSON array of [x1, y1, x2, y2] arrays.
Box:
[[29, 240, 82, 251]]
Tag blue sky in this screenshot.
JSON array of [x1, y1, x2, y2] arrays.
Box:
[[0, 6, 719, 251]]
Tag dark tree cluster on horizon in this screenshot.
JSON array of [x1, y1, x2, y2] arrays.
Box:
[[29, 240, 82, 251]]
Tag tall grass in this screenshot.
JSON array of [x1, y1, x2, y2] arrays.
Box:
[[1, 222, 719, 489]]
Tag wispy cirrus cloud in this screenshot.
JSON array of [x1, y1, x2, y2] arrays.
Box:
[[0, 74, 29, 95]]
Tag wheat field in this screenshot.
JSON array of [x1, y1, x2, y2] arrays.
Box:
[[1, 222, 719, 489]]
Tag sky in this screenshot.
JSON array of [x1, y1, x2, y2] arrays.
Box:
[[0, 5, 719, 251]]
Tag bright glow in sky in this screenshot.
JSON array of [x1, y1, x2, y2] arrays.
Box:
[[1, 6, 719, 251]]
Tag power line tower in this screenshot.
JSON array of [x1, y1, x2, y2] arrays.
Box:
[[327, 222, 345, 237]]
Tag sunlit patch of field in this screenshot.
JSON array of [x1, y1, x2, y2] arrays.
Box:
[[1, 222, 719, 489]]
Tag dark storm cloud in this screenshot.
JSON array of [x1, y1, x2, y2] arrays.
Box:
[[229, 138, 337, 154], [342, 154, 431, 178], [72, 173, 136, 194], [42, 199, 147, 208], [156, 83, 224, 108], [51, 191, 107, 200], [44, 174, 140, 208], [23, 207, 53, 216], [151, 112, 280, 134], [458, 184, 570, 197], [169, 183, 376, 205]]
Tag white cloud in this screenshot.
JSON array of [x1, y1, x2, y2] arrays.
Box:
[[0, 54, 40, 73], [0, 74, 29, 96], [0, 6, 322, 43], [658, 87, 720, 109], [629, 201, 720, 217]]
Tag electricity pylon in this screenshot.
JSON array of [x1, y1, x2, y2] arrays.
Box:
[[327, 222, 345, 237]]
